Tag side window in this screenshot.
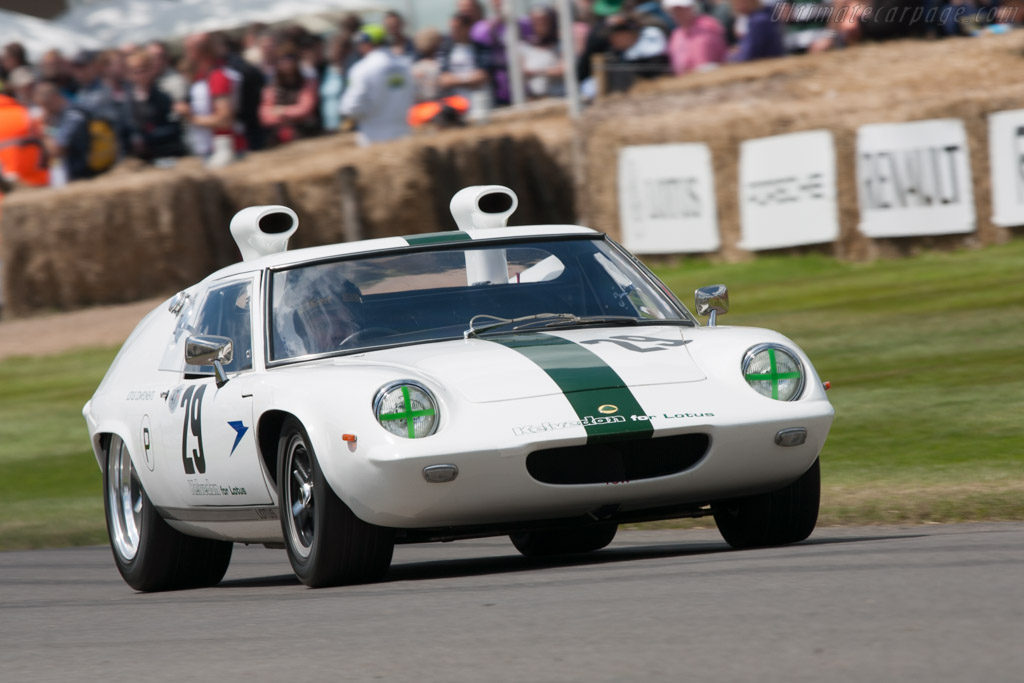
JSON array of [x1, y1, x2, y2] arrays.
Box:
[[159, 290, 197, 372], [185, 281, 254, 375]]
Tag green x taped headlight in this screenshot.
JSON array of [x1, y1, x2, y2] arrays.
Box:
[[742, 344, 805, 401], [374, 381, 439, 438]]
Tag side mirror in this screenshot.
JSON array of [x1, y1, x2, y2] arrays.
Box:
[[185, 335, 234, 386], [695, 284, 729, 327]]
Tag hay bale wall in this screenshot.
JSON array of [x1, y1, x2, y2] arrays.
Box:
[[0, 118, 573, 317], [580, 34, 1024, 260], [5, 35, 1023, 317], [0, 166, 234, 315]]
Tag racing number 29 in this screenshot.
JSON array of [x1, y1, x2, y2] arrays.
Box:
[[180, 385, 207, 474]]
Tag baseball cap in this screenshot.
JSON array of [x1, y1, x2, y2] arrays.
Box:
[[594, 0, 625, 16], [664, 0, 696, 8], [355, 24, 386, 46]]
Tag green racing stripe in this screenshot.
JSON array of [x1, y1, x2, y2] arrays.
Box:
[[490, 333, 653, 444]]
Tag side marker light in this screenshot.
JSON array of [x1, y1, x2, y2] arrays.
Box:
[[423, 464, 459, 483], [775, 428, 808, 447]]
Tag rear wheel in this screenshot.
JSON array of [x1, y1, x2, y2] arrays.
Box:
[[713, 458, 820, 549], [104, 435, 232, 592], [278, 418, 394, 587], [510, 523, 618, 557]]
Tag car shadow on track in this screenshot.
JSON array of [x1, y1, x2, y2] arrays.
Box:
[[382, 532, 925, 584], [217, 532, 924, 589], [216, 543, 728, 589], [384, 542, 728, 583]]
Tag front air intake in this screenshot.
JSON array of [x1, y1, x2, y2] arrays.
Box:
[[526, 433, 710, 485]]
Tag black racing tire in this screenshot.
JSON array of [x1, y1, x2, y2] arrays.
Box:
[[510, 523, 618, 557], [104, 434, 233, 592], [278, 418, 394, 587], [713, 458, 820, 550]]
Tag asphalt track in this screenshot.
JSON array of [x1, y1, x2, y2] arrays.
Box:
[[1, 523, 1022, 683]]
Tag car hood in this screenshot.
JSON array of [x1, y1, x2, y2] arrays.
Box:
[[338, 326, 706, 403]]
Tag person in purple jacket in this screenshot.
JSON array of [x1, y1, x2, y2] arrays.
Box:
[[730, 0, 786, 62], [470, 0, 533, 105]]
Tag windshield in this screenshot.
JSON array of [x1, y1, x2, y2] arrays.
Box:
[[267, 237, 693, 363]]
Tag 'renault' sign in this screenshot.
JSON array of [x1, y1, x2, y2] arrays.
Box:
[[856, 118, 975, 238], [738, 129, 840, 250], [618, 143, 720, 254], [988, 109, 1024, 228]]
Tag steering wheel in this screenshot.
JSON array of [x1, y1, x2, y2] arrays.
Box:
[[339, 327, 397, 347]]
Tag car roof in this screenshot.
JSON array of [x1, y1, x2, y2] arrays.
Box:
[[202, 224, 601, 283]]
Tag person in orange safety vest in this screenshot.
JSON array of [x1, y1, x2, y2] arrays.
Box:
[[0, 89, 50, 193]]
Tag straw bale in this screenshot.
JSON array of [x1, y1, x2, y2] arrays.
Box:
[[0, 165, 231, 316], [216, 116, 574, 249], [218, 135, 434, 247], [630, 33, 1024, 108]]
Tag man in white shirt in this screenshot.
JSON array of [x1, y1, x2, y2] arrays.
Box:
[[339, 25, 415, 147]]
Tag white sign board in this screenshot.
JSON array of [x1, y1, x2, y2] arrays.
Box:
[[988, 109, 1024, 227], [856, 119, 975, 237], [618, 143, 720, 254], [738, 130, 839, 250]]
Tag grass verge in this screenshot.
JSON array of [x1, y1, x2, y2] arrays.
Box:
[[646, 239, 1024, 528], [0, 349, 114, 549], [1, 241, 1022, 549]]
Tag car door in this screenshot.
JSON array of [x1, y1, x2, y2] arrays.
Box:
[[154, 276, 274, 508]]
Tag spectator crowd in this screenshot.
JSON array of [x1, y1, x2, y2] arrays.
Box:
[[1, 0, 1020, 191]]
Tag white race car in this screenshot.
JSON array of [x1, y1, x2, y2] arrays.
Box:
[[84, 185, 834, 591]]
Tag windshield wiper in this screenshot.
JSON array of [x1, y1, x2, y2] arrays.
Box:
[[464, 313, 645, 339], [535, 315, 642, 330], [464, 313, 578, 339]]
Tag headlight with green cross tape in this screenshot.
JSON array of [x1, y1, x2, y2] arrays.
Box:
[[373, 381, 439, 438], [741, 344, 805, 401]]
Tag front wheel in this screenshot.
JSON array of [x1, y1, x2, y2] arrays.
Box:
[[713, 458, 820, 549], [510, 523, 618, 557], [278, 418, 394, 587], [104, 434, 232, 592]]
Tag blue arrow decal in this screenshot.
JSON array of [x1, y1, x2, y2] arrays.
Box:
[[228, 421, 249, 455]]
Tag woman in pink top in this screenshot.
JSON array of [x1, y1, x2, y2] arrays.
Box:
[[665, 0, 727, 75]]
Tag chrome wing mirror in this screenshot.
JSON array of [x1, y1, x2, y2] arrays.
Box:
[[695, 285, 729, 327], [185, 335, 234, 387]]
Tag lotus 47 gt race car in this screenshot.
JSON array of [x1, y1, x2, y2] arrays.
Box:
[[84, 185, 834, 591]]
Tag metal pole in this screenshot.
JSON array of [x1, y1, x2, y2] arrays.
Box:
[[555, 0, 581, 119], [503, 0, 527, 108], [404, 0, 416, 30]]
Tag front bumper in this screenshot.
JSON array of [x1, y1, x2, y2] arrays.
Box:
[[329, 395, 834, 529]]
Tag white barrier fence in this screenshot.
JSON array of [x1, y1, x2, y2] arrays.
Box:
[[619, 111, 1024, 253], [989, 110, 1024, 228], [617, 143, 720, 254], [739, 129, 840, 251]]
